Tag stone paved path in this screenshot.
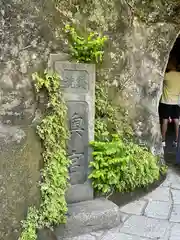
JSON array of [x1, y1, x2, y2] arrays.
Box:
[[67, 168, 180, 240]]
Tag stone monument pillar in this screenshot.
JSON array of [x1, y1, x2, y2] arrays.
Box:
[[49, 54, 95, 203]]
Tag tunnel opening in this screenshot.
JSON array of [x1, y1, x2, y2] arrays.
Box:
[[159, 36, 180, 161]]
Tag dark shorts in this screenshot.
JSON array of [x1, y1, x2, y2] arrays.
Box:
[[159, 103, 180, 119]]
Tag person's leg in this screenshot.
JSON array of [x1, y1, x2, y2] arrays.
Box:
[[160, 103, 169, 146], [174, 119, 179, 142], [172, 105, 180, 146], [162, 119, 168, 144]]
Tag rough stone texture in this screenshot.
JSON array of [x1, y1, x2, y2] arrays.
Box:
[[37, 229, 57, 240], [169, 223, 180, 240], [0, 1, 56, 239], [144, 186, 170, 201], [119, 212, 129, 223], [120, 215, 169, 239], [1, 0, 180, 239], [62, 235, 96, 240], [49, 57, 95, 204], [55, 198, 121, 239], [0, 129, 41, 240], [161, 168, 180, 187], [90, 231, 104, 238], [0, 90, 42, 239], [171, 189, 180, 205], [144, 200, 171, 220], [120, 200, 147, 215], [170, 205, 180, 223], [101, 233, 148, 240]]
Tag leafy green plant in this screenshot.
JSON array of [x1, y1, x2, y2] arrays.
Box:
[[19, 208, 39, 240], [95, 82, 133, 142], [19, 71, 70, 240], [34, 71, 70, 228], [160, 164, 168, 175], [89, 134, 165, 194], [64, 25, 108, 63]]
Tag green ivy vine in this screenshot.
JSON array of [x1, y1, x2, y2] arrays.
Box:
[[94, 81, 134, 142], [19, 71, 70, 240], [64, 25, 108, 63]]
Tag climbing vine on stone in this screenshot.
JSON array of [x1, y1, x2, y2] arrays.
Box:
[[19, 207, 39, 240], [95, 81, 134, 142], [64, 25, 108, 63], [19, 71, 70, 240]]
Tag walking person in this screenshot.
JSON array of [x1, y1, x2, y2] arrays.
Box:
[[159, 56, 180, 148]]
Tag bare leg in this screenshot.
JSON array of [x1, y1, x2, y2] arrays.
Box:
[[174, 118, 179, 142], [162, 119, 168, 142]]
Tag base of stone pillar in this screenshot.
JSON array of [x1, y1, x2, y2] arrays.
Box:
[[66, 182, 94, 204], [38, 198, 121, 240]]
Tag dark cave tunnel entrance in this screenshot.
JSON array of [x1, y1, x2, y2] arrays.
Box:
[[159, 36, 180, 162]]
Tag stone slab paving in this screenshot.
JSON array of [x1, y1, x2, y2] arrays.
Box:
[[66, 169, 180, 240], [170, 205, 180, 223], [144, 200, 171, 219], [120, 215, 170, 238], [120, 200, 147, 215], [171, 189, 180, 204], [143, 185, 170, 201], [169, 223, 180, 240]]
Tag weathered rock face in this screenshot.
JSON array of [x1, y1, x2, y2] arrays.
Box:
[[0, 1, 57, 239], [123, 20, 179, 155], [0, 0, 180, 239], [81, 1, 180, 156]]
